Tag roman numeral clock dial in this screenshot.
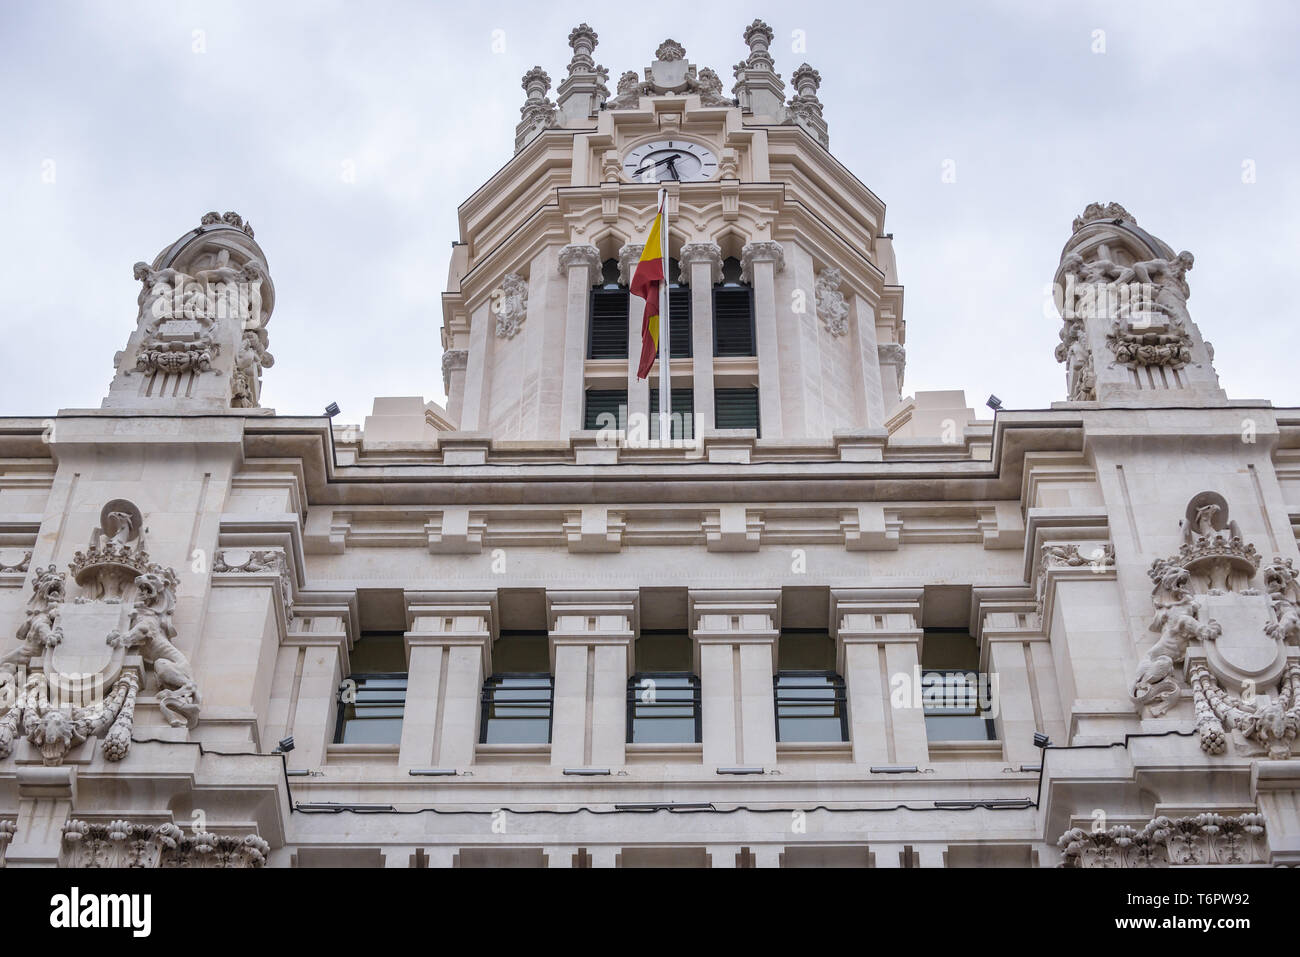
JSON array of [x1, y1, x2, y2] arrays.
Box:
[[623, 140, 718, 183]]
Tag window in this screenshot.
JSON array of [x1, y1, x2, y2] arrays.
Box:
[[774, 630, 848, 743], [628, 632, 700, 744], [648, 387, 695, 440], [713, 256, 755, 356], [588, 259, 629, 359], [334, 632, 407, 745], [714, 387, 760, 434], [921, 629, 997, 742], [584, 389, 627, 431], [480, 632, 553, 744], [667, 260, 692, 359]]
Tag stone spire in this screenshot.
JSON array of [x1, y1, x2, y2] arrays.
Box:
[[103, 212, 276, 412], [1052, 204, 1224, 406], [515, 66, 556, 152], [556, 23, 610, 124], [733, 19, 785, 119], [788, 63, 828, 147]]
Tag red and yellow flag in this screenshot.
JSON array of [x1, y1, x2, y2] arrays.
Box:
[[631, 200, 666, 380]]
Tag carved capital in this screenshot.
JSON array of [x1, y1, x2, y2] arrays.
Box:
[[678, 242, 723, 286], [441, 348, 468, 394], [557, 243, 601, 276], [739, 240, 784, 282], [618, 244, 644, 285]]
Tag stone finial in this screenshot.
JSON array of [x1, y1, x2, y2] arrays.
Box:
[[792, 63, 821, 97], [787, 63, 828, 147], [567, 23, 598, 74], [743, 19, 775, 58], [735, 19, 784, 118], [656, 39, 686, 62], [516, 67, 556, 151]]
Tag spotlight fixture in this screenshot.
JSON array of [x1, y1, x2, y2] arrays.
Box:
[[986, 394, 1003, 411], [870, 765, 920, 774], [716, 766, 765, 775], [408, 769, 458, 777], [1033, 731, 1051, 749], [274, 736, 295, 753], [563, 768, 611, 776], [325, 402, 341, 418]]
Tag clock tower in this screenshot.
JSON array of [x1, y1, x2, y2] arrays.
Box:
[[441, 22, 904, 443]]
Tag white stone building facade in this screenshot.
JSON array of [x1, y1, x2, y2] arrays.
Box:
[[0, 22, 1292, 868]]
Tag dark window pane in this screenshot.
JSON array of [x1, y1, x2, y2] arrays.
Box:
[[628, 673, 700, 744], [336, 673, 408, 745], [584, 389, 627, 430], [481, 674, 553, 744], [713, 287, 754, 356], [922, 669, 997, 741], [667, 285, 692, 358], [588, 288, 629, 359], [774, 672, 848, 743], [715, 387, 760, 434], [648, 387, 695, 439]]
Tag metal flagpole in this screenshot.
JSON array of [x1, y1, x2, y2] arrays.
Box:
[[657, 187, 670, 444]]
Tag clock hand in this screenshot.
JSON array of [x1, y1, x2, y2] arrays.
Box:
[[632, 153, 684, 177]]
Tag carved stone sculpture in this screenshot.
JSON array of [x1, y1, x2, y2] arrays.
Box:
[[493, 273, 529, 339], [814, 268, 850, 337], [1131, 558, 1221, 716], [107, 569, 199, 729], [0, 565, 65, 676], [63, 819, 270, 868]]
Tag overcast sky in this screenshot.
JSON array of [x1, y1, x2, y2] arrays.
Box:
[[1, 0, 1297, 423]]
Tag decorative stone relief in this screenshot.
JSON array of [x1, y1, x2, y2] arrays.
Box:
[[214, 548, 294, 623], [1036, 542, 1115, 612], [655, 39, 686, 62], [1071, 201, 1136, 233], [0, 550, 32, 574], [131, 263, 219, 376], [1102, 252, 1196, 369], [1058, 812, 1267, 868], [608, 70, 650, 109], [814, 267, 850, 337], [231, 325, 274, 409], [63, 820, 270, 868], [739, 240, 784, 283], [696, 68, 731, 106], [200, 210, 256, 238], [441, 348, 468, 395], [493, 273, 529, 339], [0, 502, 201, 756], [1130, 493, 1300, 759]]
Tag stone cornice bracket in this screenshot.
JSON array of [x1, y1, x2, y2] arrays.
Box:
[[702, 505, 763, 552], [739, 240, 784, 283], [688, 589, 781, 671], [557, 243, 601, 276], [562, 506, 625, 553], [678, 242, 723, 287], [815, 266, 850, 337], [441, 348, 468, 395], [618, 243, 644, 285], [877, 342, 906, 394], [515, 66, 556, 152]]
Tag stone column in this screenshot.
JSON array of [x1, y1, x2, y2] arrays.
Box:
[[690, 590, 780, 768], [399, 594, 495, 770], [833, 589, 927, 766], [621, 244, 649, 432], [441, 349, 468, 424], [741, 241, 785, 439], [459, 299, 495, 431], [264, 614, 349, 771], [853, 293, 886, 426], [982, 612, 1049, 767], [547, 591, 636, 768], [680, 242, 723, 436], [558, 244, 601, 436]]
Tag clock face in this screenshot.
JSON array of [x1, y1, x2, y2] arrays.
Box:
[[623, 140, 718, 183]]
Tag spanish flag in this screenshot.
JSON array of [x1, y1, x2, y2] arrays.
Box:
[[631, 198, 666, 380]]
